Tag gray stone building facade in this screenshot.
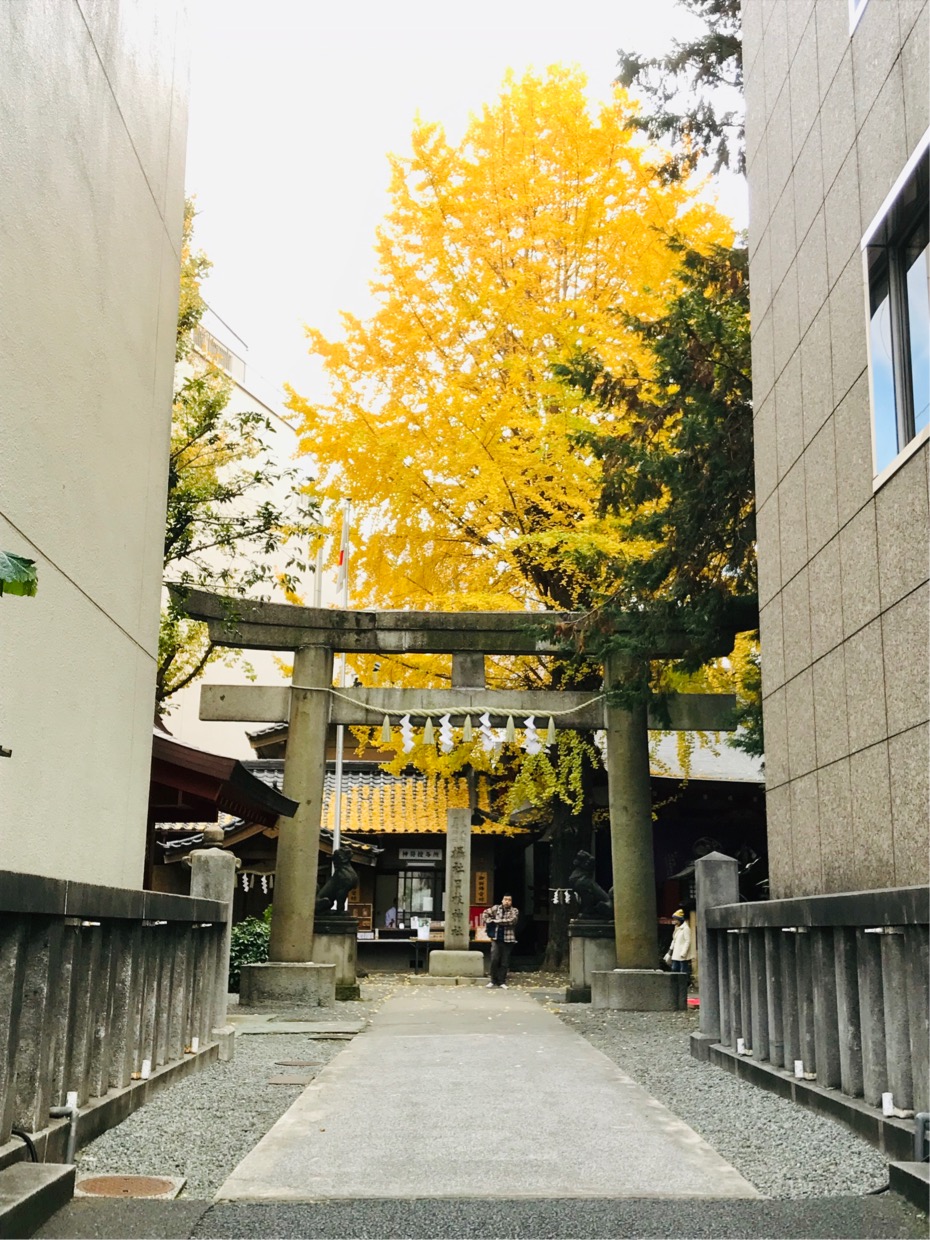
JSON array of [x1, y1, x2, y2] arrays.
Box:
[[744, 0, 928, 898]]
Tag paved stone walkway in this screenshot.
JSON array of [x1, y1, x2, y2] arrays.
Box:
[[216, 986, 756, 1202], [36, 985, 928, 1237]]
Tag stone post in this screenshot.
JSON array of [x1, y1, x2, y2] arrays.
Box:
[[269, 643, 334, 963], [905, 925, 929, 1114], [690, 851, 738, 1060], [856, 928, 887, 1107], [835, 927, 864, 1097], [812, 927, 840, 1089], [796, 929, 816, 1078], [189, 845, 239, 1060], [443, 808, 471, 950], [429, 808, 483, 977], [881, 930, 913, 1114], [764, 927, 784, 1068], [603, 654, 656, 970], [748, 929, 769, 1061]]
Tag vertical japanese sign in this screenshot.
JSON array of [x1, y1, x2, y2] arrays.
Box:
[[444, 808, 472, 950]]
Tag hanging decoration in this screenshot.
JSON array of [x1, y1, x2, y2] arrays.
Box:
[[504, 715, 516, 743], [399, 714, 414, 753], [380, 715, 392, 744], [462, 715, 474, 742], [478, 712, 496, 753], [546, 716, 557, 746], [422, 717, 435, 746], [438, 714, 454, 753], [522, 716, 541, 755]]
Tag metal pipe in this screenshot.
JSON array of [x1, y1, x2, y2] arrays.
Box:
[[49, 1091, 79, 1164], [915, 1112, 930, 1162]]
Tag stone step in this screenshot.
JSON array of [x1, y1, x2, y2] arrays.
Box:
[[0, 1162, 75, 1238], [888, 1161, 930, 1213]]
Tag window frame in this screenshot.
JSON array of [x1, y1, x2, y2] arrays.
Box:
[[861, 131, 930, 490]]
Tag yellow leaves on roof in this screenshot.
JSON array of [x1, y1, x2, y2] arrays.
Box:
[[321, 773, 525, 835]]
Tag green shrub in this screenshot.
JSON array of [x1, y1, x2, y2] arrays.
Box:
[[228, 914, 270, 993]]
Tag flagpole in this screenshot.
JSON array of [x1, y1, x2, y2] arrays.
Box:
[[331, 501, 351, 857]]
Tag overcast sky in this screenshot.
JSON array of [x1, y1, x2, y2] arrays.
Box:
[[185, 0, 745, 407]]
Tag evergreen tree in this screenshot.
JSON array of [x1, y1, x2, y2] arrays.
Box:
[[617, 0, 744, 177]]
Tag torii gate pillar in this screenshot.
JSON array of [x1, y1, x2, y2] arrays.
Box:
[[268, 644, 333, 963], [603, 654, 658, 970]]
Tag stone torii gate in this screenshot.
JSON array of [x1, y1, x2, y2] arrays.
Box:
[[181, 588, 741, 1007]]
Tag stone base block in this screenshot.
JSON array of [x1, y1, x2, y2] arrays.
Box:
[[428, 949, 484, 978], [889, 1162, 930, 1213], [0, 1162, 75, 1239], [239, 962, 335, 1008], [312, 920, 358, 990], [569, 921, 616, 997], [591, 969, 687, 1011], [212, 1025, 236, 1062], [690, 1031, 717, 1062], [336, 984, 361, 1001]]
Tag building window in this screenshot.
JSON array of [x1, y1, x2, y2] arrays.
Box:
[[863, 140, 929, 479]]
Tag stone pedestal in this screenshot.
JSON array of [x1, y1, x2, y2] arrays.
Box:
[[568, 919, 616, 1002], [239, 961, 335, 1008], [428, 949, 484, 978], [591, 969, 687, 1011], [312, 916, 360, 1000]]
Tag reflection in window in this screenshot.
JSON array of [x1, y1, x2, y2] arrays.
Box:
[[864, 144, 930, 476], [905, 230, 929, 436]]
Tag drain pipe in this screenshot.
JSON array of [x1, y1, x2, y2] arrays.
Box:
[[49, 1091, 80, 1164], [915, 1113, 930, 1162]]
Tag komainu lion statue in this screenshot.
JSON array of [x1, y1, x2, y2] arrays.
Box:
[[315, 847, 359, 914], [569, 849, 613, 920]]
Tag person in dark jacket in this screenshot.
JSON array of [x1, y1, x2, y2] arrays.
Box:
[[482, 894, 518, 988]]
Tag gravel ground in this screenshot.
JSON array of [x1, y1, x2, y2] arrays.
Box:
[[76, 974, 890, 1203], [75, 981, 400, 1198], [551, 1001, 890, 1200]]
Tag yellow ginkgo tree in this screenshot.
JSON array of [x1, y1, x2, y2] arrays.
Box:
[[288, 66, 733, 619]]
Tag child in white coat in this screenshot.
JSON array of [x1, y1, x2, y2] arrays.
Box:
[[664, 909, 692, 979]]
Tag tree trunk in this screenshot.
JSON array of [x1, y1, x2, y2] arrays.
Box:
[[542, 803, 581, 970]]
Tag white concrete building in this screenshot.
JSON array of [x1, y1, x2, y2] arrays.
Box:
[[0, 0, 189, 886]]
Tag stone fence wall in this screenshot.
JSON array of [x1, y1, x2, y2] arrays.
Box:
[[691, 853, 929, 1160], [0, 869, 228, 1163]]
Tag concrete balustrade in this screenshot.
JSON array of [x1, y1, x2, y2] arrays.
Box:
[[0, 867, 231, 1166], [691, 853, 929, 1160]]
